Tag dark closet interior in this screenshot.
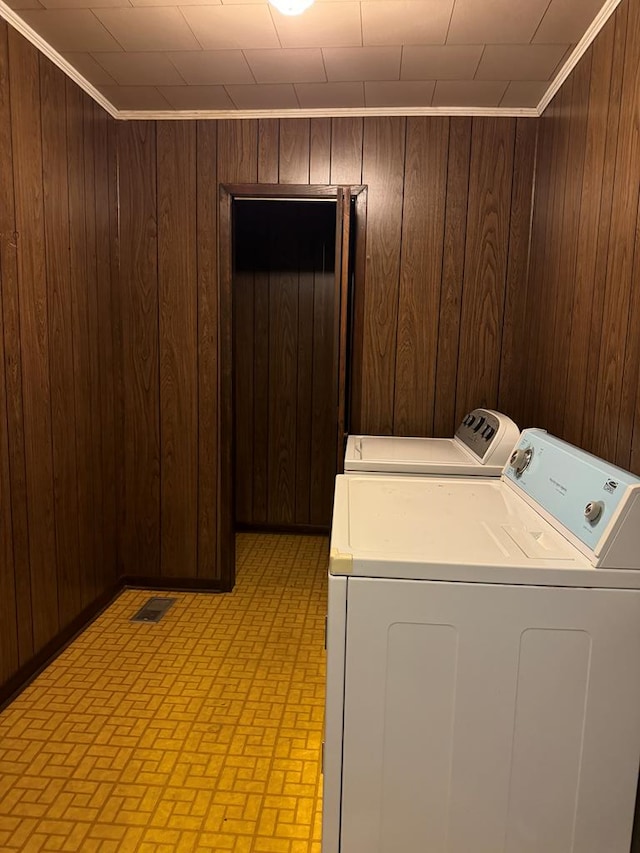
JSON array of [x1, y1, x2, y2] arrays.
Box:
[[233, 199, 338, 532]]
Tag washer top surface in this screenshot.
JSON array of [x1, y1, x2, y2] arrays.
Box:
[[345, 408, 520, 476], [330, 474, 640, 589], [347, 436, 477, 473]]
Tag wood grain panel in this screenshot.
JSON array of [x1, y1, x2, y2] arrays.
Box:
[[279, 119, 310, 184], [196, 121, 219, 580], [309, 252, 335, 526], [83, 93, 103, 603], [218, 120, 258, 184], [562, 16, 616, 446], [93, 103, 117, 590], [433, 118, 471, 437], [361, 117, 406, 434], [234, 269, 255, 524], [40, 59, 81, 625], [599, 0, 640, 467], [330, 118, 363, 184], [295, 254, 314, 524], [581, 3, 627, 453], [267, 217, 298, 525], [309, 118, 331, 184], [455, 118, 515, 425], [8, 29, 59, 650], [118, 121, 160, 577], [252, 270, 269, 524], [0, 20, 33, 666], [0, 26, 19, 675], [66, 80, 94, 607], [258, 118, 279, 183], [393, 117, 448, 436], [532, 79, 573, 433], [498, 117, 537, 427], [157, 121, 198, 578]]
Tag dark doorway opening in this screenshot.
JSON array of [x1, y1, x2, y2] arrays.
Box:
[[233, 199, 338, 532]]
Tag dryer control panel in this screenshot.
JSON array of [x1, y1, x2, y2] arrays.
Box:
[[454, 408, 520, 464], [504, 429, 640, 569]]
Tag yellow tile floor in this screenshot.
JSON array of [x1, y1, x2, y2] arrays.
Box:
[[0, 533, 329, 853]]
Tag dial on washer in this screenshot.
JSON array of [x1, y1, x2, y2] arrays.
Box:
[[510, 447, 533, 477]]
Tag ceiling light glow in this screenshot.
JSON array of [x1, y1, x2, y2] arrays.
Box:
[[269, 0, 314, 15]]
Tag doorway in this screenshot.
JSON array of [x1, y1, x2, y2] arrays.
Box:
[[218, 185, 366, 587], [233, 198, 337, 531]]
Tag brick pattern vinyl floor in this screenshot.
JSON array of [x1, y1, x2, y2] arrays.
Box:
[[0, 533, 328, 852]]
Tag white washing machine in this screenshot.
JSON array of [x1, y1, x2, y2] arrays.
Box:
[[323, 429, 640, 853], [345, 408, 520, 476]]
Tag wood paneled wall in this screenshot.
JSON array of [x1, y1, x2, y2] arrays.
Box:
[[0, 21, 118, 686], [523, 0, 640, 475], [116, 114, 536, 577]]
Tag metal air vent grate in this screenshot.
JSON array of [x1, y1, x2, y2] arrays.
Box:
[[130, 597, 176, 623]]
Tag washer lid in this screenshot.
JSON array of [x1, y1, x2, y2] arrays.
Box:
[[330, 475, 640, 589], [344, 436, 493, 475]]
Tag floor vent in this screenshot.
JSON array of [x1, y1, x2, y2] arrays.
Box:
[[130, 597, 176, 623]]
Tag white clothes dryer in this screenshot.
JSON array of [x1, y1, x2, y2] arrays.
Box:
[[324, 429, 640, 853], [345, 408, 520, 476]]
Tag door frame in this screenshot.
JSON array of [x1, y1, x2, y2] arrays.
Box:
[[218, 183, 368, 589]]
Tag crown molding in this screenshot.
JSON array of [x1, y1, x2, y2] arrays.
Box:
[[0, 0, 118, 117], [537, 0, 624, 115], [117, 105, 539, 121]]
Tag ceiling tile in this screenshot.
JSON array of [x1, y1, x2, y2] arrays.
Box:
[[476, 44, 569, 81], [323, 46, 401, 82], [63, 52, 118, 85], [3, 0, 44, 8], [99, 84, 171, 108], [533, 0, 604, 44], [225, 82, 299, 108], [130, 0, 219, 6], [401, 45, 482, 80], [244, 48, 325, 83], [19, 10, 123, 51], [362, 1, 454, 46], [40, 0, 130, 9], [180, 6, 279, 49], [432, 79, 508, 107], [167, 50, 253, 84], [500, 80, 548, 108], [294, 81, 364, 108], [93, 51, 185, 85], [95, 8, 200, 50], [447, 0, 550, 44], [272, 3, 361, 49], [158, 84, 235, 108], [365, 80, 435, 107]]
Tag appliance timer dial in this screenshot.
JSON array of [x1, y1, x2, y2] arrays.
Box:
[[509, 447, 533, 477], [584, 501, 604, 524]]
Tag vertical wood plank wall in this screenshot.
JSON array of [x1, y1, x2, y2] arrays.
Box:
[[0, 21, 118, 686], [116, 114, 537, 579], [523, 0, 640, 475]]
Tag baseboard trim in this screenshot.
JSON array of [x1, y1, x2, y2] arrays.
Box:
[[121, 575, 225, 593], [236, 523, 330, 536], [0, 580, 123, 712]]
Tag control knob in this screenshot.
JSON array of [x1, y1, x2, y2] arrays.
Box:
[[509, 446, 533, 476], [584, 500, 604, 524]]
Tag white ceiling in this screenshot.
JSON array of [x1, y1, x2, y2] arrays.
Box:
[[0, 0, 617, 115]]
